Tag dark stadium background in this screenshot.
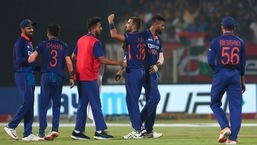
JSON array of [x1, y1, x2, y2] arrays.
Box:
[[0, 0, 119, 86], [1, 0, 257, 86]]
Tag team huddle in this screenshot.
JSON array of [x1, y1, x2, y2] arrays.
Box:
[[3, 14, 245, 145]]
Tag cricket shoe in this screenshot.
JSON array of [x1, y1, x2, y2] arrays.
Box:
[[94, 131, 114, 140], [71, 131, 90, 140], [141, 129, 163, 138], [123, 131, 142, 139], [22, 134, 41, 141], [4, 126, 18, 140], [38, 134, 45, 141], [218, 127, 231, 143], [44, 131, 59, 140], [226, 139, 238, 144]]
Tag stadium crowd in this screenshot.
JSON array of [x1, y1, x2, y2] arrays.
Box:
[[114, 0, 257, 44]]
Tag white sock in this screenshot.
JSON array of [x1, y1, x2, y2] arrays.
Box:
[[97, 130, 102, 133]]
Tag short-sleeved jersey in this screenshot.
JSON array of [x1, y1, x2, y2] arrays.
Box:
[[124, 31, 146, 69], [142, 29, 163, 68], [73, 33, 104, 81], [208, 32, 246, 76], [36, 38, 69, 78], [13, 33, 34, 73]]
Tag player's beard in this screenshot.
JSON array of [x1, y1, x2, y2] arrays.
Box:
[[25, 31, 33, 40], [95, 30, 101, 37], [156, 29, 163, 35], [126, 28, 132, 33]]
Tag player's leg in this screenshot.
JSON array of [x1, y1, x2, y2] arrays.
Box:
[[210, 70, 231, 143], [87, 80, 107, 131], [87, 74, 103, 123], [5, 73, 34, 140], [210, 70, 228, 129], [143, 74, 160, 134], [74, 81, 89, 132], [10, 73, 35, 136], [51, 75, 64, 133], [20, 73, 39, 141], [140, 73, 150, 126], [227, 71, 242, 142], [87, 80, 113, 139], [125, 69, 144, 132], [23, 85, 35, 137], [7, 73, 30, 129], [39, 73, 51, 136], [71, 81, 90, 140], [43, 75, 64, 140]]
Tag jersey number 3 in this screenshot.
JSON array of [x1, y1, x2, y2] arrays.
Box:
[[50, 49, 58, 67], [221, 47, 240, 65]]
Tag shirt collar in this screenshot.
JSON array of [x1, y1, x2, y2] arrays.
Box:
[[21, 33, 31, 41]]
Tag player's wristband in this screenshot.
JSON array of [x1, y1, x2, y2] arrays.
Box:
[[109, 23, 116, 30], [156, 62, 162, 69]]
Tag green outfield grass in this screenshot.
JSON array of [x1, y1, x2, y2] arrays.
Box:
[[1, 120, 257, 145]]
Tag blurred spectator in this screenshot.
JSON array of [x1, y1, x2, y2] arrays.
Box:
[[113, 0, 257, 43], [249, 18, 257, 44]]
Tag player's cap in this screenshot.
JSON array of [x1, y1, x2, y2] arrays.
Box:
[[20, 19, 36, 28], [221, 16, 236, 28]]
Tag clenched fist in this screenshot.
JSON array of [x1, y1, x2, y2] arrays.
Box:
[[108, 14, 115, 24]]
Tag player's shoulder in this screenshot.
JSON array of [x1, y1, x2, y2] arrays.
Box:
[[15, 37, 24, 44], [37, 40, 47, 46], [211, 36, 222, 43], [16, 36, 29, 44], [139, 30, 149, 36], [234, 35, 245, 43], [56, 39, 68, 47]]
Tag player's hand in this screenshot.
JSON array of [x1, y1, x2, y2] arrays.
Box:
[[149, 65, 158, 74], [108, 14, 115, 23], [69, 78, 75, 88], [119, 59, 126, 69], [121, 42, 126, 51], [241, 76, 246, 93], [115, 74, 121, 81], [115, 70, 123, 81], [242, 83, 246, 93]]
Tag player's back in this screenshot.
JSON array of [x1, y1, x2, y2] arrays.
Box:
[[36, 38, 69, 78], [209, 32, 245, 73], [124, 32, 146, 69]]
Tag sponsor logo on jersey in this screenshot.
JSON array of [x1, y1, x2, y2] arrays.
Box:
[[148, 43, 159, 50], [28, 51, 33, 56]]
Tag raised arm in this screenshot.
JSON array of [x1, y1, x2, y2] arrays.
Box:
[[108, 14, 125, 42]]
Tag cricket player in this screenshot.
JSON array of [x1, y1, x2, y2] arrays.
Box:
[[140, 15, 165, 138], [28, 23, 74, 140], [108, 14, 146, 139], [71, 16, 125, 140], [208, 16, 246, 145], [4, 19, 40, 141]]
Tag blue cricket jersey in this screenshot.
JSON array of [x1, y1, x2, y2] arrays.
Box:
[[36, 38, 69, 78], [124, 31, 146, 69], [208, 32, 246, 76], [142, 29, 163, 68], [13, 34, 34, 73]]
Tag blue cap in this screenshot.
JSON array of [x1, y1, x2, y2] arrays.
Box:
[[20, 19, 36, 28], [221, 16, 236, 28]]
